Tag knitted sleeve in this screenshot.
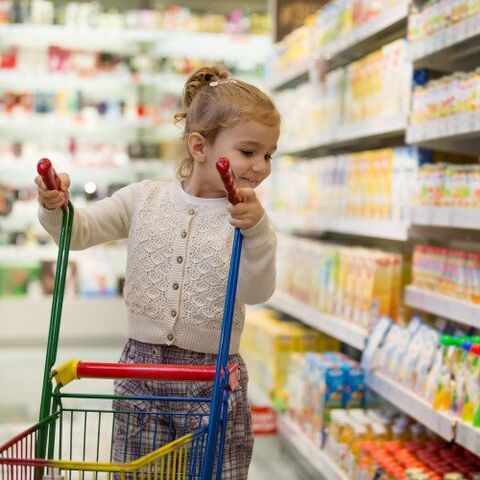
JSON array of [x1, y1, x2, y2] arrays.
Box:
[[237, 212, 277, 305], [38, 181, 147, 250]]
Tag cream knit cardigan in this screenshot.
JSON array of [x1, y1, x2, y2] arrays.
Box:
[[38, 179, 277, 354]]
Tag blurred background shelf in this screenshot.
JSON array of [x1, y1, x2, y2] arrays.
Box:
[[323, 0, 409, 71], [278, 416, 349, 480], [364, 370, 456, 442], [267, 291, 367, 351], [410, 14, 480, 72], [405, 286, 480, 329]]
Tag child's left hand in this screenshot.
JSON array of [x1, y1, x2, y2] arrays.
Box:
[[228, 188, 264, 230]]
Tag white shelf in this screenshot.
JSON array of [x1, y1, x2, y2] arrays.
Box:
[[152, 31, 270, 67], [0, 116, 179, 142], [0, 25, 270, 66], [266, 58, 309, 91], [456, 420, 480, 456], [272, 213, 409, 241], [268, 1, 408, 91], [410, 14, 480, 71], [0, 297, 127, 345], [282, 114, 407, 157], [278, 415, 349, 480], [0, 71, 186, 95], [405, 286, 480, 329], [411, 206, 480, 230], [267, 291, 367, 350], [323, 1, 409, 63], [407, 113, 480, 156], [364, 370, 456, 442]]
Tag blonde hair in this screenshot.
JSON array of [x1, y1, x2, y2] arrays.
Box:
[[174, 66, 281, 180]]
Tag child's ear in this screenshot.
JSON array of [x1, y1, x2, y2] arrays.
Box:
[[187, 132, 208, 164]]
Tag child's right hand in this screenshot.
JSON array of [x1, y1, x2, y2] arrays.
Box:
[[35, 173, 70, 210]]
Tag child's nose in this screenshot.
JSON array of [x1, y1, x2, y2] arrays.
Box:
[[252, 161, 267, 173]]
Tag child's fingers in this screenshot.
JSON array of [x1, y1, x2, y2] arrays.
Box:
[[228, 204, 249, 215], [58, 173, 70, 192], [40, 189, 63, 200], [35, 175, 47, 190], [229, 217, 250, 229], [237, 187, 256, 202]]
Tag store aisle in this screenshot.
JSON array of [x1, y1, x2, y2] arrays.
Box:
[[249, 435, 314, 480]]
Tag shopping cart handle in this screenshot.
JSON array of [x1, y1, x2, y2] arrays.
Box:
[[52, 360, 240, 390]]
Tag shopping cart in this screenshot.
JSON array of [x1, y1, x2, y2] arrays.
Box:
[[0, 158, 244, 480]]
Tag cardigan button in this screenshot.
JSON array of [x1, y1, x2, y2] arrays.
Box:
[[177, 256, 183, 264], [181, 231, 187, 238], [188, 209, 195, 215], [171, 310, 177, 317], [167, 333, 175, 341], [173, 283, 179, 290]]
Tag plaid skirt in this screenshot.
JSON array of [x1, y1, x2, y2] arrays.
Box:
[[112, 339, 254, 480]]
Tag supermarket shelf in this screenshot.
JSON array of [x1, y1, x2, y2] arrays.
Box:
[[272, 213, 409, 241], [267, 291, 367, 351], [456, 420, 480, 457], [0, 244, 126, 262], [410, 14, 480, 72], [278, 415, 349, 480], [0, 25, 270, 66], [405, 286, 480, 329], [281, 114, 407, 157], [411, 206, 480, 230], [0, 70, 186, 95], [0, 116, 178, 142], [266, 59, 309, 91], [364, 370, 456, 442], [324, 0, 409, 71], [152, 31, 270, 67], [0, 297, 127, 346], [407, 113, 480, 156], [268, 1, 408, 91]]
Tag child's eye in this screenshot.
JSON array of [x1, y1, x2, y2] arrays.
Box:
[[240, 150, 254, 157], [265, 154, 273, 161]]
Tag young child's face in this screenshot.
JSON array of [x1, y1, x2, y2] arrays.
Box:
[[206, 120, 279, 192]]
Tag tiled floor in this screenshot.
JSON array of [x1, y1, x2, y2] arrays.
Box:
[[250, 435, 313, 480]]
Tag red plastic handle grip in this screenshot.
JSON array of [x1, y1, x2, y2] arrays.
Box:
[[216, 157, 242, 205], [77, 361, 239, 385], [37, 157, 61, 191]]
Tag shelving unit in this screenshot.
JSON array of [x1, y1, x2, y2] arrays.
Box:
[[411, 206, 480, 230], [268, 0, 409, 92], [456, 421, 480, 457], [364, 371, 456, 441], [281, 114, 407, 157], [0, 24, 270, 65], [263, 3, 480, 467], [272, 213, 409, 241], [323, 0, 409, 71], [0, 70, 186, 95], [0, 115, 172, 142], [410, 14, 480, 72], [0, 297, 127, 346], [407, 113, 480, 156], [267, 291, 367, 351], [405, 286, 480, 329], [278, 415, 349, 480]]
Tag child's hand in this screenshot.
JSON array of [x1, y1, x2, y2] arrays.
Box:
[[228, 188, 264, 230], [35, 173, 70, 210]]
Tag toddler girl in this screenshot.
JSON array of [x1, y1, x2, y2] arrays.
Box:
[[36, 65, 280, 479]]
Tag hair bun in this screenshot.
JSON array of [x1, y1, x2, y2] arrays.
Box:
[[183, 66, 229, 109]]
